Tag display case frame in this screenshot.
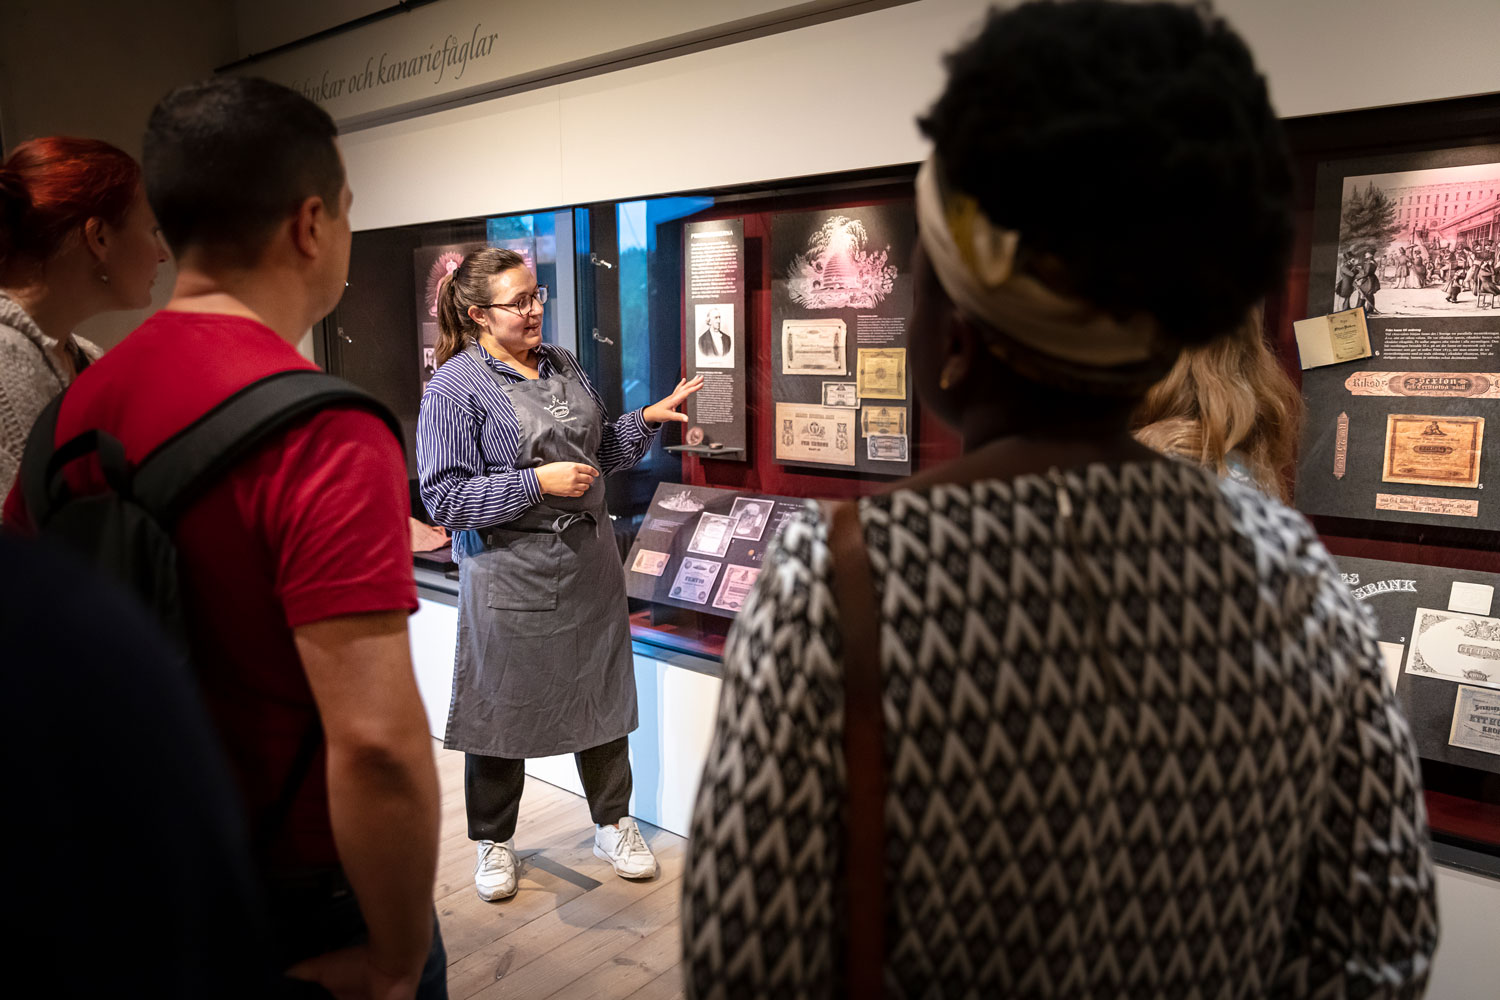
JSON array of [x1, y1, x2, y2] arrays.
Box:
[[1266, 92, 1500, 857]]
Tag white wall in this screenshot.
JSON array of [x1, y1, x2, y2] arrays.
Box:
[[341, 0, 1500, 233]]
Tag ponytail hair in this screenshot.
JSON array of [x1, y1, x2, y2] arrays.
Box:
[[432, 247, 531, 368], [0, 136, 141, 281], [1131, 307, 1303, 501]]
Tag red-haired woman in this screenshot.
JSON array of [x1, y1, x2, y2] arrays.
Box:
[[0, 137, 169, 490]]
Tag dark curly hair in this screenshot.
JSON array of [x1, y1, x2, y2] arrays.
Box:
[[919, 1, 1293, 346]]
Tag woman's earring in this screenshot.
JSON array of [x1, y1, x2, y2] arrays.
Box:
[[939, 355, 968, 390], [97, 270, 110, 284]]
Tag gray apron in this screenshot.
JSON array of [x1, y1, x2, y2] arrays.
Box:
[[445, 344, 637, 758]]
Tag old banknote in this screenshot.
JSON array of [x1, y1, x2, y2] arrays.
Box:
[[1449, 685, 1500, 756], [822, 381, 859, 408], [1405, 607, 1500, 690], [866, 434, 909, 462], [860, 405, 907, 437], [669, 558, 723, 605], [630, 548, 669, 577], [1382, 414, 1484, 489], [712, 564, 762, 613], [775, 402, 856, 466], [687, 513, 735, 558], [856, 347, 907, 399], [781, 319, 847, 375]]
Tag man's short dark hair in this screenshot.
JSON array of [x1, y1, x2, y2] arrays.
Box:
[[144, 76, 344, 266]]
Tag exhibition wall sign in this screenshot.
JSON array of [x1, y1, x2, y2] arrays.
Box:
[[233, 0, 867, 128], [681, 220, 747, 461], [1298, 144, 1500, 531]]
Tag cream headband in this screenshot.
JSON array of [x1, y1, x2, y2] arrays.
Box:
[[915, 156, 1165, 371]]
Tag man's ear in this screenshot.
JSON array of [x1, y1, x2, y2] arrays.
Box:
[[288, 195, 326, 260]]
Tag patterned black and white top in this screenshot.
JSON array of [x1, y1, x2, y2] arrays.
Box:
[[683, 460, 1437, 999]]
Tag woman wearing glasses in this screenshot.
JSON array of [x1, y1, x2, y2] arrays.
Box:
[[417, 247, 702, 902]]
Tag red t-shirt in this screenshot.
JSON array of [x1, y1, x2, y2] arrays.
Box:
[[4, 311, 418, 869]]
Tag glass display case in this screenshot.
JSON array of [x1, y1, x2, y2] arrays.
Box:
[[1266, 92, 1500, 861], [326, 102, 1497, 859]]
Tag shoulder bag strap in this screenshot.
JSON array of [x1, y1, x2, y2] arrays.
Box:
[[827, 499, 886, 997]]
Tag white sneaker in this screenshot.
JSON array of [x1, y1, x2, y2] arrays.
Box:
[[594, 817, 658, 879], [475, 839, 517, 900]]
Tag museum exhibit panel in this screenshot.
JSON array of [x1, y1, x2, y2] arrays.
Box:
[[1265, 92, 1500, 864], [318, 93, 1496, 900]]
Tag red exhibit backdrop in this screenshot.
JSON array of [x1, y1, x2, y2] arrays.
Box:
[[673, 183, 961, 500]]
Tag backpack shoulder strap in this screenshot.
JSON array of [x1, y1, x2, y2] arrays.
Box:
[[131, 369, 403, 527], [19, 390, 67, 527]]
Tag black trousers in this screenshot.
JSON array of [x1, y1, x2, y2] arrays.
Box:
[[464, 735, 632, 842]]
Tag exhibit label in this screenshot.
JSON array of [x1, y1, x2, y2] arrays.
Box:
[[1345, 371, 1500, 398]]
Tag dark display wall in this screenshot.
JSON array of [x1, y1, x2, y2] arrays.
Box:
[[668, 183, 961, 500], [1266, 94, 1500, 853]]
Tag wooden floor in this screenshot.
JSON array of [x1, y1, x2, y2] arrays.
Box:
[[431, 744, 687, 1000]]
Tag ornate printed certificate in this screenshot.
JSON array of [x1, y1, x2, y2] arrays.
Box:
[[1382, 414, 1484, 488], [860, 405, 907, 437], [775, 403, 856, 467], [857, 348, 907, 399], [1449, 685, 1500, 756], [630, 549, 669, 577], [687, 513, 735, 558], [1346, 372, 1500, 399], [867, 434, 909, 462], [729, 497, 772, 541], [1405, 607, 1500, 689], [711, 564, 761, 613], [821, 382, 859, 408], [781, 319, 847, 375], [669, 558, 723, 605]]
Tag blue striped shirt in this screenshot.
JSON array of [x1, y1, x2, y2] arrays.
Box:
[[416, 344, 658, 561]]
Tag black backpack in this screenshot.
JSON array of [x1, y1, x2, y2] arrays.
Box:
[[19, 369, 403, 851]]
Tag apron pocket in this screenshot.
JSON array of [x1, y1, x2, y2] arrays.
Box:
[[483, 529, 562, 612]]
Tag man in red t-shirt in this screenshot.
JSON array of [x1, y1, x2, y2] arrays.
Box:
[[4, 77, 442, 999]]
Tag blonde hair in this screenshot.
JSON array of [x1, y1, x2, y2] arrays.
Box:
[[1132, 309, 1303, 501], [433, 247, 530, 368]]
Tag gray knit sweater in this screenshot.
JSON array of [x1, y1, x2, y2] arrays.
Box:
[[0, 292, 101, 499]]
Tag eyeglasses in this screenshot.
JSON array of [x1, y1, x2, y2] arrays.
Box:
[[484, 285, 549, 315]]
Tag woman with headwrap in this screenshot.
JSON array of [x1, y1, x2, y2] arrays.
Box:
[[682, 3, 1437, 998]]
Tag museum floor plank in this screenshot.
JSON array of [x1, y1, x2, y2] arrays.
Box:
[[431, 744, 688, 1000]]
